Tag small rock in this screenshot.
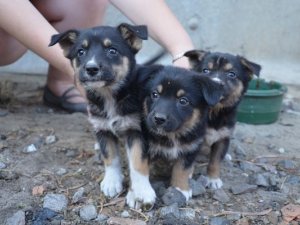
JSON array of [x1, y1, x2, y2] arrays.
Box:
[[267, 211, 279, 225], [107, 217, 146, 225], [5, 210, 25, 225], [45, 135, 56, 145], [277, 160, 297, 170], [32, 185, 45, 196], [213, 189, 230, 203], [72, 187, 85, 204], [43, 194, 68, 212], [152, 181, 167, 198], [179, 208, 196, 220], [190, 179, 206, 197], [278, 147, 285, 154], [248, 174, 270, 187], [161, 187, 186, 207], [239, 161, 261, 173], [0, 170, 19, 180], [0, 161, 7, 169], [31, 208, 58, 225], [56, 168, 67, 176], [23, 144, 37, 153], [286, 175, 300, 185], [79, 204, 97, 221], [233, 145, 247, 160], [160, 203, 180, 218], [121, 210, 130, 218], [96, 214, 109, 222], [230, 183, 257, 195], [210, 217, 230, 225], [267, 144, 276, 150]]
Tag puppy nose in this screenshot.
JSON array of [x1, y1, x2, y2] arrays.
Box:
[[154, 114, 167, 125], [85, 62, 100, 76]]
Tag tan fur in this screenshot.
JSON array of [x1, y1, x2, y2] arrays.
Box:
[[112, 56, 129, 81], [157, 84, 163, 94], [208, 62, 214, 70], [176, 89, 185, 97], [224, 63, 233, 70], [171, 160, 194, 191], [130, 140, 149, 176], [178, 109, 201, 135], [82, 39, 89, 48], [102, 139, 118, 166], [103, 38, 112, 47]]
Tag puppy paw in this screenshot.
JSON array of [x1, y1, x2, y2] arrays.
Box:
[[100, 172, 124, 198], [126, 185, 156, 210], [175, 187, 192, 201], [206, 177, 223, 189]]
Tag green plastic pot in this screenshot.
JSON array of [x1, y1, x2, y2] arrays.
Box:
[[237, 78, 287, 124]]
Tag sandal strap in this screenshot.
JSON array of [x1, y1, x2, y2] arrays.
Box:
[[61, 86, 83, 101]]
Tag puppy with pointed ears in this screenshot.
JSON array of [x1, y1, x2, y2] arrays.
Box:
[[184, 50, 261, 189], [49, 23, 156, 209], [138, 65, 224, 201]]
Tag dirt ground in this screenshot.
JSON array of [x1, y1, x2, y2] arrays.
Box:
[[0, 73, 300, 225]]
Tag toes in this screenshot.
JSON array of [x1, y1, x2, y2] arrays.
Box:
[[100, 175, 124, 198], [126, 188, 156, 210], [206, 177, 223, 189]]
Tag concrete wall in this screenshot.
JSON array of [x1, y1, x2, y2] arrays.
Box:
[[1, 0, 299, 84]]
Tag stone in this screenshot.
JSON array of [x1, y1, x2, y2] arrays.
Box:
[[107, 217, 146, 225], [160, 203, 180, 218], [56, 168, 67, 176], [179, 208, 196, 220], [0, 161, 7, 169], [43, 193, 68, 212], [213, 189, 230, 203], [71, 187, 85, 204], [121, 210, 130, 218], [210, 217, 230, 225], [96, 214, 109, 223], [23, 144, 37, 153], [277, 160, 297, 170], [79, 204, 97, 221], [5, 210, 25, 225], [30, 208, 58, 225], [239, 161, 261, 173], [190, 179, 206, 197], [45, 135, 56, 144], [230, 183, 257, 195], [248, 174, 270, 187], [161, 187, 186, 207]]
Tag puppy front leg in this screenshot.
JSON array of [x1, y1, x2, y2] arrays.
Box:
[[125, 133, 156, 210], [97, 130, 124, 198], [206, 137, 230, 189], [171, 158, 194, 201]]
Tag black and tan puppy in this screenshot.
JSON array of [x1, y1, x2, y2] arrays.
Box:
[[49, 23, 156, 209], [139, 65, 223, 200], [184, 50, 261, 189]]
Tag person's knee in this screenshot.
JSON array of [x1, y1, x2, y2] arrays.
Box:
[[0, 37, 27, 65]]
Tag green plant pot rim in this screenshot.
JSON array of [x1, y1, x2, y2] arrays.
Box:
[[244, 80, 287, 97]]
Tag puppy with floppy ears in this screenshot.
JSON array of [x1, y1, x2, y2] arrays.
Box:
[[138, 65, 224, 200], [184, 50, 261, 189], [49, 23, 156, 209]]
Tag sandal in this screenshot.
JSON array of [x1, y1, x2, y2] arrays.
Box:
[[43, 86, 87, 113]]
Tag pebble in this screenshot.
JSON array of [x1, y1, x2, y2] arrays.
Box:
[[45, 135, 56, 145], [179, 208, 196, 220], [0, 161, 7, 169], [56, 168, 67, 176], [121, 210, 130, 218], [23, 144, 37, 153], [277, 159, 297, 169], [190, 179, 206, 197], [161, 187, 186, 207], [96, 214, 109, 223], [286, 175, 300, 185], [5, 210, 25, 225], [79, 204, 97, 221], [248, 174, 270, 187], [160, 203, 180, 218], [238, 161, 261, 173], [43, 193, 68, 212], [107, 217, 146, 225], [210, 217, 230, 225], [0, 170, 19, 180], [0, 109, 9, 117], [30, 208, 58, 225], [213, 189, 230, 203], [230, 183, 257, 195], [233, 145, 247, 160], [71, 187, 85, 204], [278, 147, 285, 154]]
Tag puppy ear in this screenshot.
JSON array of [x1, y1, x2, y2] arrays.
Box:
[[238, 56, 262, 78], [118, 23, 148, 54], [49, 30, 80, 58], [194, 75, 224, 106], [184, 50, 208, 69], [136, 65, 164, 84]]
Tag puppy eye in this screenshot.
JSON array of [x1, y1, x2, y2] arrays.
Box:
[[77, 49, 86, 57], [151, 91, 159, 99], [203, 68, 210, 74], [227, 71, 236, 78], [108, 47, 118, 55], [179, 97, 189, 106]]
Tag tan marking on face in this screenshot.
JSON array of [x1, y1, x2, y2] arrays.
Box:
[[224, 80, 243, 107], [179, 109, 201, 135], [130, 140, 149, 176], [68, 32, 78, 42], [103, 38, 112, 47], [101, 139, 117, 167], [176, 89, 185, 98], [224, 63, 233, 71], [171, 160, 194, 191], [208, 62, 214, 70], [82, 39, 89, 48], [143, 100, 149, 116], [157, 84, 163, 94], [112, 56, 129, 81]]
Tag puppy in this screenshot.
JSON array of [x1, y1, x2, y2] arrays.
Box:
[[49, 23, 156, 209], [139, 65, 223, 200], [184, 50, 261, 189]]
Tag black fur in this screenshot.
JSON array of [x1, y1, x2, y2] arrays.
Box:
[[184, 50, 261, 188]]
